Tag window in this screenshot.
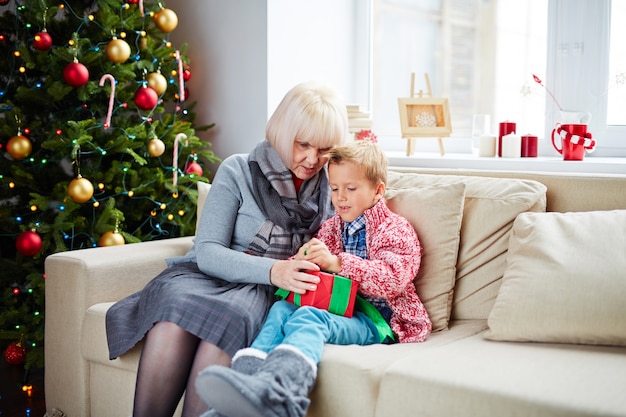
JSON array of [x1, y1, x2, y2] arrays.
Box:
[[367, 0, 626, 158], [607, 0, 626, 126]]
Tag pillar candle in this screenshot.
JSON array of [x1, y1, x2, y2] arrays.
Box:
[[478, 135, 496, 157], [521, 134, 538, 157], [498, 121, 516, 157], [501, 133, 521, 158]]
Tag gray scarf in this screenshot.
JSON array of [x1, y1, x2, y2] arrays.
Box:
[[247, 141, 332, 259]]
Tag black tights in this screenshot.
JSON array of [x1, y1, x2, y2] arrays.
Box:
[[132, 321, 231, 417]]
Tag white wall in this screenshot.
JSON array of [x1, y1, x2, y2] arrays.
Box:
[[169, 0, 269, 177], [267, 0, 364, 112], [169, 0, 361, 178]]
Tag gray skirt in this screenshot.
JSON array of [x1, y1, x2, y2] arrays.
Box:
[[105, 262, 275, 360]]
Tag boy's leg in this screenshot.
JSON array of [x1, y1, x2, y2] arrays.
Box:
[[230, 347, 267, 375], [281, 307, 380, 364], [227, 300, 297, 375], [196, 308, 379, 417], [249, 300, 298, 352], [196, 345, 316, 417]]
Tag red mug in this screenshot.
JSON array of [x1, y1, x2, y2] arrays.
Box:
[[551, 123, 595, 161]]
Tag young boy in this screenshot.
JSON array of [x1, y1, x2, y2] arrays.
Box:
[[195, 140, 431, 417]]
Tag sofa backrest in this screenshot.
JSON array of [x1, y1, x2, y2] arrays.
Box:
[[389, 167, 626, 213]]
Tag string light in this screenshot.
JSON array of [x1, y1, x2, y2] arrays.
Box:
[[22, 385, 33, 397]]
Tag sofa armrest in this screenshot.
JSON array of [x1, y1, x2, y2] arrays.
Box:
[[44, 236, 194, 417]]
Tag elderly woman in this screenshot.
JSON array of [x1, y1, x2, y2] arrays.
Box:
[[105, 82, 349, 417]]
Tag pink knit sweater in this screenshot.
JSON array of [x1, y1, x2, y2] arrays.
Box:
[[315, 199, 432, 343]]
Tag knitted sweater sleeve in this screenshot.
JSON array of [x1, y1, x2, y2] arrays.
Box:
[[169, 154, 276, 284], [341, 217, 420, 300]]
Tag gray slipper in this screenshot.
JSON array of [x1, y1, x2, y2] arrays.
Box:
[[196, 366, 264, 417]]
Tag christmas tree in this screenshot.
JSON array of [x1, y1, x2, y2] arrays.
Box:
[[0, 0, 218, 369]]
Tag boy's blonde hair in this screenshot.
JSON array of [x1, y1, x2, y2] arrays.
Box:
[[326, 140, 387, 185], [266, 82, 349, 166]]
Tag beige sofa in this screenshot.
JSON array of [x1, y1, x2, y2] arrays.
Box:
[[45, 167, 626, 417]]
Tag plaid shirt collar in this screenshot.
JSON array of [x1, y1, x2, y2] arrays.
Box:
[[343, 214, 367, 238]]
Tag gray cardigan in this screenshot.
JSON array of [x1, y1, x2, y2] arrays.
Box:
[[167, 152, 277, 285]]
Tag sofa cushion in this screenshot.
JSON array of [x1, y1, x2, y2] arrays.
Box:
[[376, 332, 626, 417], [310, 319, 488, 417], [485, 210, 626, 346], [387, 172, 547, 321], [385, 183, 465, 331]]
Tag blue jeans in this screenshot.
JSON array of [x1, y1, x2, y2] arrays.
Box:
[[250, 300, 380, 364]]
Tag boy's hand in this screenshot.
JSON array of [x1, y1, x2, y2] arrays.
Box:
[[298, 238, 341, 273]]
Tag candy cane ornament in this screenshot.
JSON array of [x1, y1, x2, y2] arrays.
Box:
[[175, 50, 185, 102], [139, 0, 144, 16], [99, 74, 116, 128], [173, 133, 188, 187]]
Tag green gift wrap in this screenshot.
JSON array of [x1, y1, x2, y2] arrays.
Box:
[[275, 271, 358, 317]]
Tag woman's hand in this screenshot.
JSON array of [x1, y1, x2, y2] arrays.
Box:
[[296, 238, 341, 273], [270, 259, 320, 294]]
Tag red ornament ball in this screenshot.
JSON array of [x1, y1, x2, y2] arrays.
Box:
[[16, 230, 43, 257], [0, 0, 10, 5], [134, 86, 159, 110], [186, 161, 203, 176], [127, 0, 139, 3], [4, 342, 27, 366], [63, 62, 89, 87], [183, 67, 192, 81], [33, 31, 53, 51]]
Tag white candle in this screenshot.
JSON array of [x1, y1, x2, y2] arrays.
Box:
[[501, 133, 521, 158], [478, 135, 496, 157]]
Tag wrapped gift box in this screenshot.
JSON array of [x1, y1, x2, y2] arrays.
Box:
[[276, 271, 358, 317]]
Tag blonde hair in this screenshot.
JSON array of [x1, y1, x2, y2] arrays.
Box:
[[265, 82, 349, 166], [327, 140, 388, 185]]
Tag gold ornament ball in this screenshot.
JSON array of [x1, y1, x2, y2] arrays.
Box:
[[6, 135, 32, 160], [154, 8, 178, 32], [147, 138, 166, 157], [106, 38, 131, 64], [68, 177, 94, 203], [147, 72, 168, 96], [99, 231, 125, 246], [138, 36, 148, 51]]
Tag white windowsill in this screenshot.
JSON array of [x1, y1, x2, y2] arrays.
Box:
[[387, 152, 626, 175]]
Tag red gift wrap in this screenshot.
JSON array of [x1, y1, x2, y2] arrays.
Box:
[[276, 271, 358, 317]]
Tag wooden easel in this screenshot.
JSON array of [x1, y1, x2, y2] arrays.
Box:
[[404, 73, 446, 156]]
